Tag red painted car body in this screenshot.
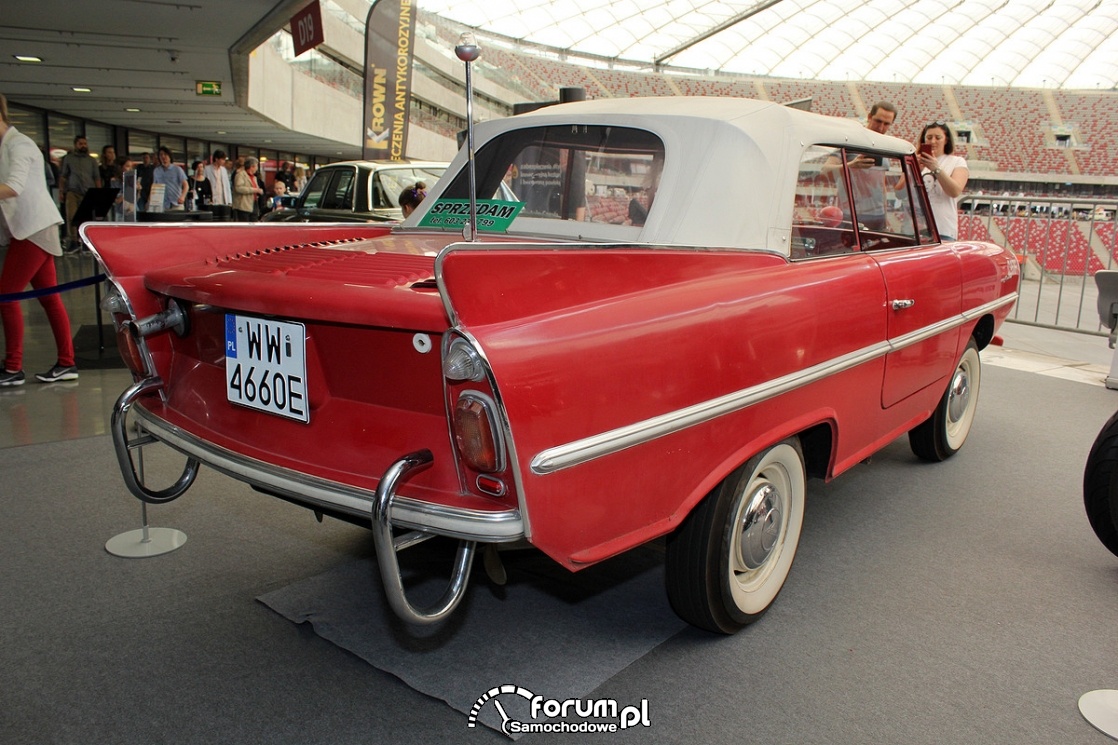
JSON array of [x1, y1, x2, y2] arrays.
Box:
[[86, 97, 1019, 633]]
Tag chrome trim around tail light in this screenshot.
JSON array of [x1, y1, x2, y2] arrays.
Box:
[[440, 328, 531, 538]]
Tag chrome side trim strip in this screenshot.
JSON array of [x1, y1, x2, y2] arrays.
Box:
[[131, 405, 524, 542], [530, 294, 1017, 475]]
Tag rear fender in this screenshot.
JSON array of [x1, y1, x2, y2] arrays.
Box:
[[437, 244, 887, 568]]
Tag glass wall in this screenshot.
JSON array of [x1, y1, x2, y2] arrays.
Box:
[[85, 122, 114, 166], [128, 130, 157, 160], [47, 114, 81, 162], [9, 105, 47, 149], [8, 100, 329, 196], [186, 138, 208, 169], [158, 135, 186, 164]]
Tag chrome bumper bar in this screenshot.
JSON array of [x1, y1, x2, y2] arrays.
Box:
[[109, 380, 522, 625]]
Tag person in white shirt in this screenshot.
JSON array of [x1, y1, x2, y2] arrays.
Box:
[[0, 93, 78, 386], [204, 149, 233, 221], [916, 121, 969, 242]]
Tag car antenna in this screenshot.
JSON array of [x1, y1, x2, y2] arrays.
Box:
[[455, 32, 481, 242]]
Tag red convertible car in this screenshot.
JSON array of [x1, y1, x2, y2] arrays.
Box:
[[86, 97, 1018, 634]]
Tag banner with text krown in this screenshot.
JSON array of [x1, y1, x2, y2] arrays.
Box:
[[363, 0, 415, 161]]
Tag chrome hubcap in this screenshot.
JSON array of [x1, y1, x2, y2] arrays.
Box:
[[738, 483, 783, 570], [948, 365, 970, 424]]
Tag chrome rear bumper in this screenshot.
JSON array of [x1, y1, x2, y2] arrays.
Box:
[[109, 379, 522, 625], [116, 394, 523, 543]]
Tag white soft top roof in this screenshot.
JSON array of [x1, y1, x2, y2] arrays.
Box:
[[414, 96, 915, 253]]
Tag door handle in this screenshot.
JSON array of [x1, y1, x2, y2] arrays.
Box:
[[891, 299, 915, 310]]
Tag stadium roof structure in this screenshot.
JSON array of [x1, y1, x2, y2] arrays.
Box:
[[421, 0, 1118, 91]]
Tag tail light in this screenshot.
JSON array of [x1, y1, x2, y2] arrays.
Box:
[[453, 392, 503, 473], [116, 322, 149, 376]]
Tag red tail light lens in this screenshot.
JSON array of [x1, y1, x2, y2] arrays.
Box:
[[116, 322, 149, 376], [453, 394, 502, 473]]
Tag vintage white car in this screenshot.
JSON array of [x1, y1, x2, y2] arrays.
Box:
[[86, 97, 1019, 634]]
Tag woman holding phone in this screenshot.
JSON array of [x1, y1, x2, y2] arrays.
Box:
[[917, 121, 968, 241]]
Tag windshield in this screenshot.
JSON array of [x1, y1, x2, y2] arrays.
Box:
[[374, 165, 447, 209]]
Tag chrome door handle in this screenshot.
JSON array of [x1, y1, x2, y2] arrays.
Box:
[[891, 299, 915, 310]]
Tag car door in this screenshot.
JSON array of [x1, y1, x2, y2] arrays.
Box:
[[865, 158, 962, 408], [307, 166, 361, 222], [871, 245, 962, 408], [281, 166, 366, 223]]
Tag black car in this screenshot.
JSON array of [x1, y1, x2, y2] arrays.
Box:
[[262, 160, 446, 223]]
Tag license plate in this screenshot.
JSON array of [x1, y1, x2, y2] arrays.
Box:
[[225, 315, 309, 423]]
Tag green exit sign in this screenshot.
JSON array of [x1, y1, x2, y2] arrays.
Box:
[[195, 81, 222, 96]]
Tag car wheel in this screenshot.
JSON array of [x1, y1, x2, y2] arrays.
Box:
[[909, 338, 981, 462], [665, 438, 806, 634], [1084, 411, 1118, 557]]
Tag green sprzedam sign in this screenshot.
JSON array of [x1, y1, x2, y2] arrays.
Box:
[[417, 199, 523, 233]]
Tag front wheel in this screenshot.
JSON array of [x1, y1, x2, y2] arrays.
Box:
[[1084, 410, 1118, 557], [909, 338, 981, 462], [665, 439, 806, 634]]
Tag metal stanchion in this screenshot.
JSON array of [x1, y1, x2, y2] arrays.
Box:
[[105, 446, 186, 558]]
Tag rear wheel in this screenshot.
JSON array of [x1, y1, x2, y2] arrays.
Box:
[[666, 439, 806, 634], [1084, 411, 1118, 557], [909, 339, 981, 462]]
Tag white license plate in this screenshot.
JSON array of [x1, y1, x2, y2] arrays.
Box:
[[225, 315, 309, 423]]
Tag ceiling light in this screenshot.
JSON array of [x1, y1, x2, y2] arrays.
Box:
[[125, 107, 140, 112], [72, 87, 91, 93], [14, 55, 42, 63], [215, 130, 226, 135]]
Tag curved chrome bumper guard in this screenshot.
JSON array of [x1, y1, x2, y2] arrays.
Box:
[[111, 378, 201, 504], [371, 450, 477, 625], [108, 387, 517, 626]]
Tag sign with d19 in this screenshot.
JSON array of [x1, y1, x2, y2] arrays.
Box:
[[225, 315, 309, 423], [291, 0, 325, 57]]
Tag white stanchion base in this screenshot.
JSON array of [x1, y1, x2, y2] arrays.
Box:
[[1079, 690, 1118, 740], [105, 527, 187, 558]]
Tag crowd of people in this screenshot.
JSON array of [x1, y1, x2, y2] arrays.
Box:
[[43, 149, 312, 229], [0, 113, 321, 387]]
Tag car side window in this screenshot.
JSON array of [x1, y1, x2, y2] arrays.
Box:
[[791, 145, 857, 259], [321, 169, 355, 210], [791, 145, 928, 260], [299, 170, 332, 209]]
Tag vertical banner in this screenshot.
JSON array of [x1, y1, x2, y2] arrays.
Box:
[[363, 0, 416, 161]]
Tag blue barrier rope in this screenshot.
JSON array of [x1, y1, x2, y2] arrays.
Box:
[[0, 273, 106, 303]]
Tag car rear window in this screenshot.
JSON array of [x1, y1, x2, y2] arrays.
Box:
[[439, 125, 665, 228]]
